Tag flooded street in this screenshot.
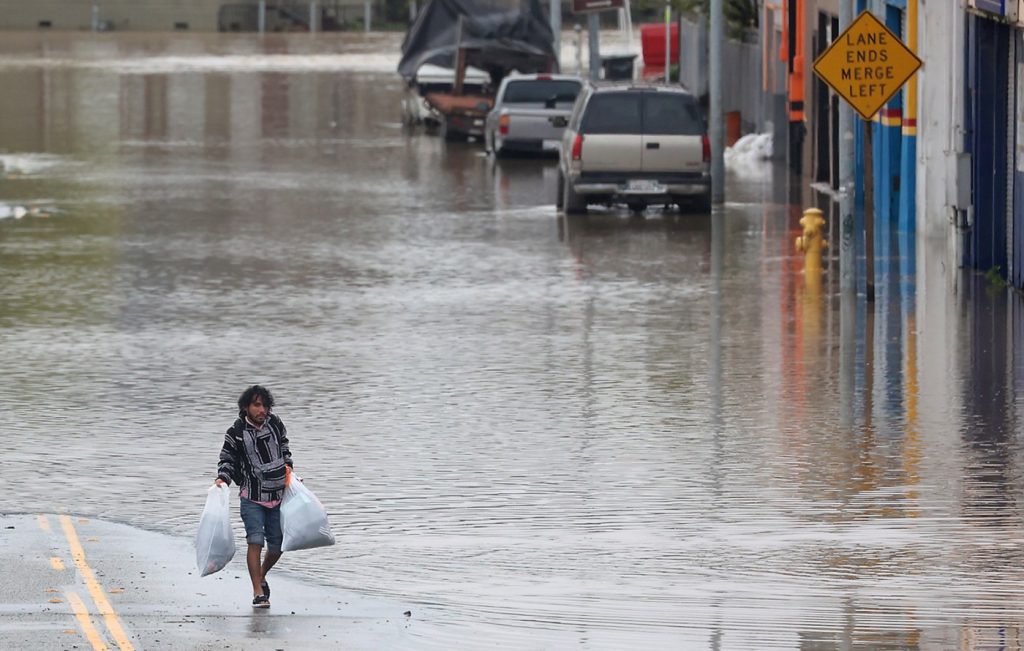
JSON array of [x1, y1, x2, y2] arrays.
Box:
[[4, 32, 1024, 650]]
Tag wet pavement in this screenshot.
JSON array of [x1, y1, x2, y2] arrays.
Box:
[[0, 513, 407, 650], [3, 31, 1024, 650]]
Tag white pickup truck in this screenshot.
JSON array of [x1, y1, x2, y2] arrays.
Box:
[[557, 83, 712, 214], [484, 74, 584, 157]]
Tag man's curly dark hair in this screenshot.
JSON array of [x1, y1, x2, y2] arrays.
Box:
[[238, 385, 275, 414]]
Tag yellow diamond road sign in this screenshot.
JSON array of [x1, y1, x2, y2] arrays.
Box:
[[813, 10, 922, 121]]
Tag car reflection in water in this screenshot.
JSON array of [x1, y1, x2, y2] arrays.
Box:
[[488, 155, 561, 211], [557, 210, 713, 280], [489, 152, 717, 220]]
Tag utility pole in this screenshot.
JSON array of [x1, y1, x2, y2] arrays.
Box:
[[838, 0, 855, 291], [588, 13, 601, 81], [621, 0, 633, 52], [664, 0, 671, 84], [677, 12, 684, 84], [575, 23, 583, 74], [551, 0, 562, 70], [709, 0, 724, 202]]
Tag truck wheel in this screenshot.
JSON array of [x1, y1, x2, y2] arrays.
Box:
[[563, 174, 586, 214], [556, 172, 565, 209]]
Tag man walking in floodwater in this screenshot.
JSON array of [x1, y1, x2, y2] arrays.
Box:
[[215, 385, 293, 608]]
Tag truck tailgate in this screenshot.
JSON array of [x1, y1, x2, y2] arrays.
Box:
[[502, 107, 570, 142], [641, 135, 705, 173]]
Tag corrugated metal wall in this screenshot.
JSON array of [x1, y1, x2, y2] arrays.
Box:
[[677, 16, 768, 135], [967, 14, 1010, 276], [1014, 32, 1024, 289]]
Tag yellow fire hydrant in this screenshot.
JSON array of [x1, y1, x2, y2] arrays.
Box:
[[795, 208, 828, 273]]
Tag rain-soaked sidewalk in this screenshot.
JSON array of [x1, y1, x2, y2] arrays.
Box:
[[0, 513, 412, 650]]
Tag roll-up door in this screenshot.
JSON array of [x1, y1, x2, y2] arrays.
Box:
[[1012, 31, 1024, 288], [968, 15, 1010, 275]]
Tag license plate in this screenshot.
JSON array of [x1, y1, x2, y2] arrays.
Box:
[[625, 179, 665, 193]]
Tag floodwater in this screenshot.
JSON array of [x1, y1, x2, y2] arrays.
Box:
[[3, 32, 1024, 651]]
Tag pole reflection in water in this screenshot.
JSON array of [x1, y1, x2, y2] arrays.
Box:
[[898, 230, 922, 509], [840, 280, 856, 430], [709, 206, 724, 650]]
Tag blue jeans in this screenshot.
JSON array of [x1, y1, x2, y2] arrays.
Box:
[[239, 498, 282, 553]]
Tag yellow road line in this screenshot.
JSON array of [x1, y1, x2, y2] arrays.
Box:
[[65, 591, 110, 651], [58, 516, 135, 651], [37, 514, 51, 532], [51, 557, 66, 571]]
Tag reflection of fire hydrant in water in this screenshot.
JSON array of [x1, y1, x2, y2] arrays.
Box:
[[795, 208, 828, 273]]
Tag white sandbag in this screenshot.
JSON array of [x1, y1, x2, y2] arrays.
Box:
[[195, 484, 235, 576], [280, 477, 336, 552]]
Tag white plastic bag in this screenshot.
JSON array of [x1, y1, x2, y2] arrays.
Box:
[[280, 477, 336, 552], [195, 484, 235, 576]]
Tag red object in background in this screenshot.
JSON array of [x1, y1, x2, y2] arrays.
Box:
[[639, 23, 679, 67]]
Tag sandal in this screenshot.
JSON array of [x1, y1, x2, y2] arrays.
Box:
[[252, 594, 270, 609], [261, 580, 270, 600]]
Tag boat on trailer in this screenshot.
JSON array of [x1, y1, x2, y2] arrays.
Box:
[[398, 0, 558, 141]]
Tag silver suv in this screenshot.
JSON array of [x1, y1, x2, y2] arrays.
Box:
[[557, 83, 711, 214]]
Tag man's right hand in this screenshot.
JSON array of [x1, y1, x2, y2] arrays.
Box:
[[215, 478, 225, 487]]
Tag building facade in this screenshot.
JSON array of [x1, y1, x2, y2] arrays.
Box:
[[794, 0, 1024, 290], [918, 1, 1024, 289]]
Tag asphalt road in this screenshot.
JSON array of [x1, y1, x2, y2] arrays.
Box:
[[0, 513, 412, 650]]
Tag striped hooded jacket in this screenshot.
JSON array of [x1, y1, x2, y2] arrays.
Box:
[[217, 413, 293, 503]]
